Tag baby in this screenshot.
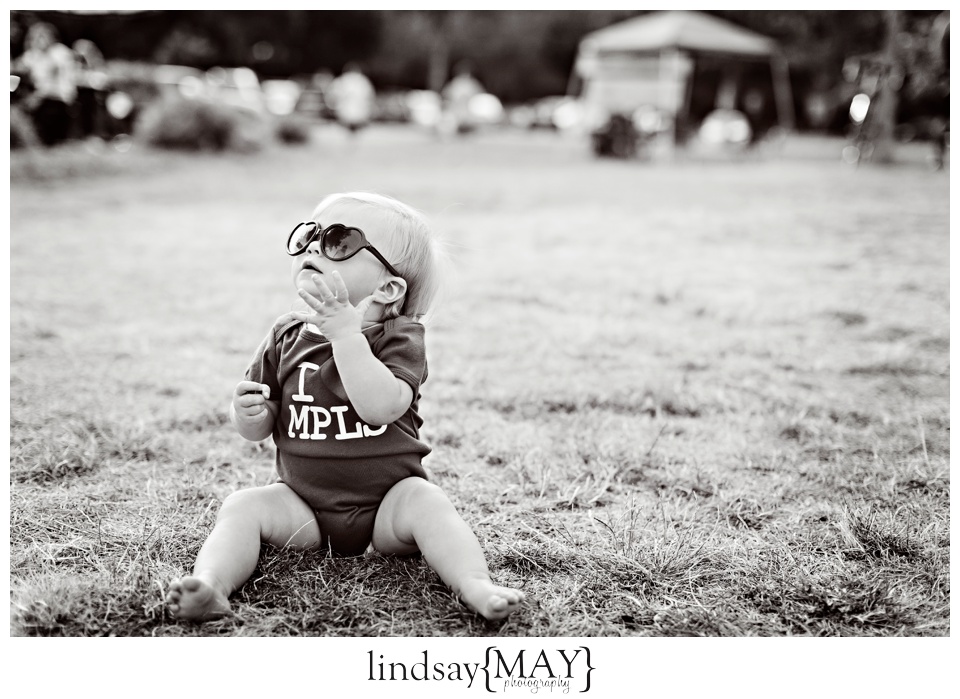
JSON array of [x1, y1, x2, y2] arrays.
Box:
[[166, 192, 523, 622]]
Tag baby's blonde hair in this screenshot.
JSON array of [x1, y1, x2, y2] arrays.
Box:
[[311, 192, 445, 322]]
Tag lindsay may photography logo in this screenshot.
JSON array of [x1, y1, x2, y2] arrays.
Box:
[[367, 646, 595, 693]]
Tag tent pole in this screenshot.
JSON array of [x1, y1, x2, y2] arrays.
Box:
[[770, 53, 795, 130], [659, 48, 680, 157], [679, 54, 695, 147]]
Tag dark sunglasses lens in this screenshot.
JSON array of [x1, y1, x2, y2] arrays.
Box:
[[322, 226, 363, 260], [288, 223, 316, 254]]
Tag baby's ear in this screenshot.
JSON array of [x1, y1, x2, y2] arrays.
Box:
[[374, 277, 407, 305]]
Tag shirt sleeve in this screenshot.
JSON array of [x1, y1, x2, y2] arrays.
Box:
[[243, 321, 282, 399], [373, 319, 428, 395]]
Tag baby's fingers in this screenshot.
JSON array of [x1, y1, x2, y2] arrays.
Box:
[[235, 380, 264, 397], [311, 274, 337, 302], [289, 310, 314, 324], [328, 270, 350, 302], [354, 293, 376, 317], [298, 288, 326, 312], [237, 393, 266, 410]]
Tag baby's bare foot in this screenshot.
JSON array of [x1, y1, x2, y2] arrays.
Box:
[[166, 575, 231, 621], [459, 577, 524, 621]]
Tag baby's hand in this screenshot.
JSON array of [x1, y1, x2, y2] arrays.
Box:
[[292, 270, 375, 342], [233, 381, 271, 419]]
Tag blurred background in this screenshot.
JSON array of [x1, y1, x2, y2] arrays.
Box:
[[9, 9, 950, 166]]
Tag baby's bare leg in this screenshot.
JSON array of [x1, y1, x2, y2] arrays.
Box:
[[373, 477, 524, 620], [166, 483, 320, 621]]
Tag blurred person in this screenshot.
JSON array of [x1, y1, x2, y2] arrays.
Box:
[[13, 22, 77, 146], [72, 38, 108, 140], [328, 63, 375, 134], [930, 11, 949, 169], [442, 61, 484, 134], [166, 192, 524, 623], [311, 68, 336, 120]]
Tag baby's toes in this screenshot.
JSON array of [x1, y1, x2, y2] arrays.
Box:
[[499, 588, 522, 605], [166, 581, 183, 604], [490, 596, 508, 611]]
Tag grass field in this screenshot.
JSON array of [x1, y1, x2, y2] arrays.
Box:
[[8, 126, 950, 637]]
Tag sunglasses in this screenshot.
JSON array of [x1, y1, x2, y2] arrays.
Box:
[[286, 222, 401, 278]]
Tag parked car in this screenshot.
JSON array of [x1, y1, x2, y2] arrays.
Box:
[[373, 90, 411, 123]]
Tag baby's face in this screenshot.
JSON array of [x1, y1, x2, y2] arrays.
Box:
[[290, 204, 393, 308]]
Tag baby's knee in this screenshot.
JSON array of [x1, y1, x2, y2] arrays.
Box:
[[217, 487, 268, 520], [399, 477, 449, 509]]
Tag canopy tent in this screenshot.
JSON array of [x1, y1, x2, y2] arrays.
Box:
[[578, 9, 778, 57], [574, 10, 794, 147]]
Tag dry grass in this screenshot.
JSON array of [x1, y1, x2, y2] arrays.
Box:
[[9, 126, 949, 636]]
